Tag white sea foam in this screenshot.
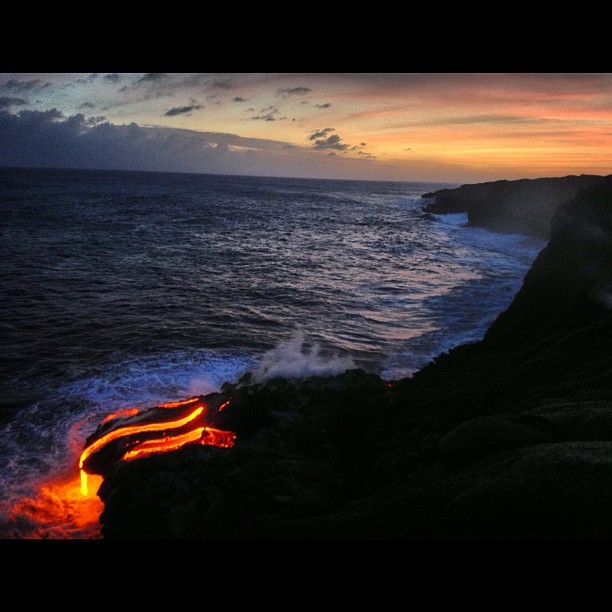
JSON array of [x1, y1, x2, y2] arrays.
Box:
[[252, 329, 356, 383], [61, 350, 256, 410]]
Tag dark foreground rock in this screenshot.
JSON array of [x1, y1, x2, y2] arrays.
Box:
[[422, 174, 609, 238], [97, 179, 612, 539]]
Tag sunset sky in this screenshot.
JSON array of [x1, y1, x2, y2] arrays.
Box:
[[1, 72, 610, 183]]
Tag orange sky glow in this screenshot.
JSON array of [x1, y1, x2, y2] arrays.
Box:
[[0, 72, 610, 183]]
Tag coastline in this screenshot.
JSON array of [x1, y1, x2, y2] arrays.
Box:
[[65, 174, 612, 537]]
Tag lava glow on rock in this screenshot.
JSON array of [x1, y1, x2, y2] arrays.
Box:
[[79, 395, 235, 497], [3, 395, 235, 538]]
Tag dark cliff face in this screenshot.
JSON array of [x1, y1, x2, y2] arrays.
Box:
[[95, 180, 612, 539], [483, 179, 612, 347], [423, 174, 609, 238]]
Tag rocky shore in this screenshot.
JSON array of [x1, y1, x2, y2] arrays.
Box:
[[94, 176, 612, 538], [422, 174, 610, 238]]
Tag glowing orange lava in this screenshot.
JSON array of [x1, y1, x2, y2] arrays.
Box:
[[3, 472, 104, 539], [3, 396, 235, 538], [79, 405, 205, 495], [122, 425, 235, 460], [159, 397, 200, 408], [79, 397, 235, 498], [102, 407, 140, 424]]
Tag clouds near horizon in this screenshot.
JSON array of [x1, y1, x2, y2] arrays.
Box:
[[0, 108, 404, 180]]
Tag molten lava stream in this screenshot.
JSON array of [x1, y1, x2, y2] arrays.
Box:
[[1, 396, 236, 538], [78, 405, 206, 495], [79, 397, 235, 500]]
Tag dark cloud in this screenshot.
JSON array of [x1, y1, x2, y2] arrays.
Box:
[[74, 74, 99, 85], [308, 127, 334, 141], [0, 97, 28, 109], [312, 133, 349, 151], [248, 106, 286, 121], [0, 108, 410, 181], [164, 104, 204, 117], [0, 108, 343, 178], [120, 73, 175, 100], [2, 79, 50, 93], [86, 115, 106, 125], [315, 103, 332, 108], [233, 96, 247, 102], [210, 79, 233, 90], [136, 73, 168, 84], [277, 87, 311, 98], [79, 102, 96, 109], [103, 73, 121, 83], [308, 128, 363, 154]]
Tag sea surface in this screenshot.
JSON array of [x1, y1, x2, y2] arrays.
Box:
[[0, 167, 546, 537]]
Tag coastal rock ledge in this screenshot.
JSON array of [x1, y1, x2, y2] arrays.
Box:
[[97, 177, 612, 538], [422, 174, 611, 238]]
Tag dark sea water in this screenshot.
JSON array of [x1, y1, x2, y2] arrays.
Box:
[[0, 167, 545, 536]]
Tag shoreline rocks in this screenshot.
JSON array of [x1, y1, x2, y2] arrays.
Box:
[[422, 174, 610, 238]]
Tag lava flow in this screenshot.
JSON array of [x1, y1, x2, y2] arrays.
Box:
[[79, 395, 236, 497], [1, 394, 236, 539]]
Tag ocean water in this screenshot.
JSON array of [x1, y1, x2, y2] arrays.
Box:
[[0, 167, 545, 536]]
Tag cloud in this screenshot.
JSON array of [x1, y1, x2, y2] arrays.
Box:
[[0, 108, 309, 176], [233, 96, 247, 102], [118, 73, 175, 100], [1, 79, 50, 93], [277, 87, 311, 98], [308, 127, 368, 155], [103, 73, 121, 83], [79, 102, 96, 109], [164, 103, 204, 117], [0, 97, 28, 109], [0, 108, 492, 182], [248, 106, 286, 121], [308, 127, 334, 141], [210, 79, 233, 90], [136, 73, 168, 84], [312, 133, 349, 151], [315, 103, 331, 109], [73, 74, 99, 85]]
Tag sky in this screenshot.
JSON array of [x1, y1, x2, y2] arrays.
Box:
[[0, 72, 611, 183]]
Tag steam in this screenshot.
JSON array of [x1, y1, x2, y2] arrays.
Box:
[[252, 329, 355, 383]]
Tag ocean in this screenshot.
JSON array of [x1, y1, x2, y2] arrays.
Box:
[[0, 167, 545, 537]]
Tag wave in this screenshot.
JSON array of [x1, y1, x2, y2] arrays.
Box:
[[251, 328, 356, 383]]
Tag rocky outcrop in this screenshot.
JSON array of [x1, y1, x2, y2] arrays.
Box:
[[95, 179, 612, 539], [422, 174, 609, 238]]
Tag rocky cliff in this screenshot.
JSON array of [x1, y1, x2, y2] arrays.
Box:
[[94, 178, 612, 538], [423, 174, 609, 238]]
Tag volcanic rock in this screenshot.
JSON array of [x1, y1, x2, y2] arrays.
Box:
[[422, 174, 610, 238]]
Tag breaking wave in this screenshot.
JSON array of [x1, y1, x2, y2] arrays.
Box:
[[252, 329, 356, 382]]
